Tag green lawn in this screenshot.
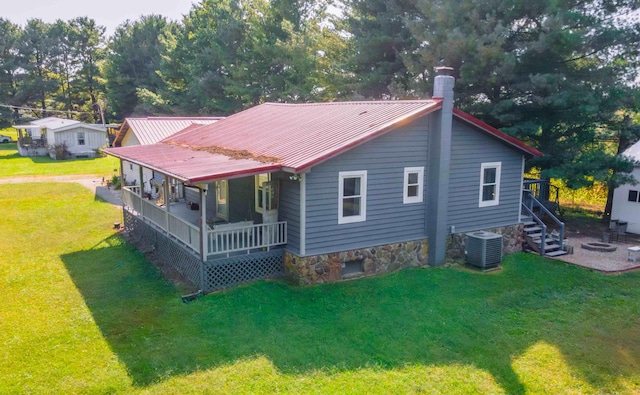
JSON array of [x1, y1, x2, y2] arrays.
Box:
[[1, 182, 639, 394], [0, 132, 119, 178]]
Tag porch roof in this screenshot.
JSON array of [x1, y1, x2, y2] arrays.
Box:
[[109, 143, 280, 184]]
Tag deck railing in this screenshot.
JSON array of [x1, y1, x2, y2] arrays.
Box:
[[122, 186, 287, 258], [168, 212, 200, 252], [207, 221, 287, 257]]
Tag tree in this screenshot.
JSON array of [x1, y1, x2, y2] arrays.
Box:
[[104, 15, 173, 119], [343, 0, 418, 99], [159, 0, 246, 115], [0, 19, 22, 125], [67, 17, 107, 123], [15, 19, 59, 118], [371, 0, 640, 213]]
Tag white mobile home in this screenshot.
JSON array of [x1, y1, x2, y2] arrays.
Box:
[[13, 117, 108, 159]]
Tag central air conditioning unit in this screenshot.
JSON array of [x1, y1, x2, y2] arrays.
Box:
[[465, 231, 503, 269]]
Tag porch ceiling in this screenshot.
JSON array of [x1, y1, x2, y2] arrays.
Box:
[[105, 144, 280, 184]]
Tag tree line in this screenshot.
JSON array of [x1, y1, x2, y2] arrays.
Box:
[[1, 0, 640, 214]]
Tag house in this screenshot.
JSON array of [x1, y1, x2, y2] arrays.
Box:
[[112, 117, 223, 194], [105, 68, 542, 292], [13, 117, 108, 159], [610, 140, 640, 234]]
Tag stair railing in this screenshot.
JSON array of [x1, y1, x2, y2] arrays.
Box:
[[521, 201, 547, 256], [522, 190, 565, 255]]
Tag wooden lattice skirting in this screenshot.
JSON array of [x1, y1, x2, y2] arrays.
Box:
[[123, 208, 285, 293], [204, 250, 284, 292]]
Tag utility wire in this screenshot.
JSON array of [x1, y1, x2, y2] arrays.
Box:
[[0, 103, 94, 115]]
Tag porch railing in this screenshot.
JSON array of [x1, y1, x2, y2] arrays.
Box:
[[123, 186, 200, 253], [122, 186, 288, 258], [207, 221, 287, 257]]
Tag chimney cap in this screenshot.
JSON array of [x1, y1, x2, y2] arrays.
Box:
[[435, 66, 454, 76]]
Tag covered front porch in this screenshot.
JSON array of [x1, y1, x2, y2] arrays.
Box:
[[121, 178, 287, 260]]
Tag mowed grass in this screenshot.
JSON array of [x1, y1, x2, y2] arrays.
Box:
[[1, 183, 640, 394], [0, 132, 119, 178]]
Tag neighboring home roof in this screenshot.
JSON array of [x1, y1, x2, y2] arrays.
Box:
[[113, 117, 223, 147], [106, 100, 541, 184], [13, 117, 106, 132]]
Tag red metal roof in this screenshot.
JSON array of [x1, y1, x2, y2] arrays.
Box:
[[107, 144, 280, 183], [162, 101, 441, 171], [106, 100, 541, 184], [113, 117, 223, 147]]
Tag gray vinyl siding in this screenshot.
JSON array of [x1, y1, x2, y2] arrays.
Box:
[[303, 117, 430, 256], [228, 177, 255, 222], [447, 119, 523, 232], [279, 177, 301, 254], [185, 186, 200, 205]]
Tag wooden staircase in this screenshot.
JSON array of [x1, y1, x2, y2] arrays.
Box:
[[522, 216, 568, 258]]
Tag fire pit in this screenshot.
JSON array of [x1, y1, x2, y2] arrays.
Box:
[[581, 242, 617, 252]]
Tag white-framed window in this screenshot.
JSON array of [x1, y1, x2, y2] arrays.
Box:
[[479, 162, 501, 207], [628, 190, 640, 203], [403, 166, 424, 204], [338, 170, 367, 224], [77, 131, 85, 146], [255, 173, 271, 213]]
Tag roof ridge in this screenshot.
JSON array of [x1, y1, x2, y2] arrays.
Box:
[[264, 100, 436, 107]]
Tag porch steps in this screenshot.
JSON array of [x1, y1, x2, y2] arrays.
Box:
[[522, 217, 568, 258]]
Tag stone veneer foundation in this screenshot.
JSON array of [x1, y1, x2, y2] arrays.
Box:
[[285, 223, 524, 285], [284, 239, 429, 286], [445, 223, 524, 262]]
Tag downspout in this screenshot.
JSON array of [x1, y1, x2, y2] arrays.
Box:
[[427, 67, 455, 266]]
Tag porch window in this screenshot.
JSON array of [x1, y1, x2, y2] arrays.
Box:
[[479, 162, 501, 207], [255, 173, 271, 213], [628, 190, 639, 202], [338, 170, 367, 224], [77, 132, 85, 146], [403, 166, 424, 204]]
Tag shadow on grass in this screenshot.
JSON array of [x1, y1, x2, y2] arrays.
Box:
[[62, 240, 640, 392]]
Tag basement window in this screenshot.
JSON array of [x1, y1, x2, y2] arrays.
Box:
[[342, 258, 364, 276]]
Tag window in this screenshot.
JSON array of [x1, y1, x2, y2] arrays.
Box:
[[338, 171, 367, 224], [255, 173, 271, 213], [479, 162, 501, 207], [629, 190, 639, 202], [77, 132, 85, 146], [403, 167, 424, 204]]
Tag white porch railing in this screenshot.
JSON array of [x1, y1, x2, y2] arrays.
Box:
[[168, 212, 200, 252], [123, 186, 201, 253], [207, 221, 287, 257], [122, 186, 287, 258]]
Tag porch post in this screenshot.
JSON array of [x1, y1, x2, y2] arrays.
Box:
[[164, 177, 170, 231], [138, 165, 144, 217], [138, 165, 144, 196], [199, 186, 208, 292], [119, 159, 124, 198]]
